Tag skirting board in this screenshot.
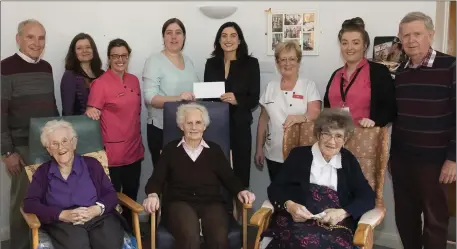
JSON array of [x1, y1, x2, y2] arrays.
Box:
[[0, 227, 10, 242], [374, 231, 402, 249]]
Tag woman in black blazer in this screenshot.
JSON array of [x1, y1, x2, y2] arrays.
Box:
[[323, 17, 396, 127], [204, 22, 260, 188]]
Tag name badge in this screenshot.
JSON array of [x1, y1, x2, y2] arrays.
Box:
[[341, 107, 350, 113], [292, 94, 303, 99]]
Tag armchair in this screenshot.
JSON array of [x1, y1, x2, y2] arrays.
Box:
[[20, 115, 144, 249], [250, 122, 390, 249], [149, 101, 252, 249]]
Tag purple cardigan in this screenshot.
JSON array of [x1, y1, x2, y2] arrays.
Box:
[[60, 70, 90, 116], [23, 155, 119, 224]]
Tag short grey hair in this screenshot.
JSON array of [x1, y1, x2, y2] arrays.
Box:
[[400, 12, 434, 31], [176, 103, 210, 127], [313, 108, 355, 139], [17, 19, 45, 36], [40, 120, 77, 147]]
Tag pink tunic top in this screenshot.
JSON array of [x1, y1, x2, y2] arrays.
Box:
[[88, 69, 144, 166], [328, 58, 371, 124]]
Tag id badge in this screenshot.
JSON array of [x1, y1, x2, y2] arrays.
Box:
[[341, 107, 350, 113]]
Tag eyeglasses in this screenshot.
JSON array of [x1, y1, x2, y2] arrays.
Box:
[[110, 54, 129, 60], [48, 137, 76, 150], [320, 132, 345, 143], [278, 57, 298, 64]]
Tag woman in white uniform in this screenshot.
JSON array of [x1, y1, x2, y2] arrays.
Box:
[[255, 40, 321, 181]]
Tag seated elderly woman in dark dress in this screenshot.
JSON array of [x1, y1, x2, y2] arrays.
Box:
[[143, 103, 256, 249], [261, 108, 375, 249], [23, 120, 125, 249]]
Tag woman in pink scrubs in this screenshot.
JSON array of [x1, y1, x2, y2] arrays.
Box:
[[85, 38, 144, 225], [323, 17, 396, 128]]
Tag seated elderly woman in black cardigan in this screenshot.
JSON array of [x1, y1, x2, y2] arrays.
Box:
[[142, 102, 256, 249], [261, 108, 375, 249]]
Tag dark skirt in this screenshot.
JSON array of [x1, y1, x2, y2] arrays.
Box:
[[262, 184, 356, 249]]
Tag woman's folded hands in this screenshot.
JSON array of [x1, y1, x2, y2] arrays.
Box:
[[285, 201, 349, 225], [59, 206, 102, 225]]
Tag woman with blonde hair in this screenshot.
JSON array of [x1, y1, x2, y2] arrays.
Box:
[[255, 40, 321, 181]]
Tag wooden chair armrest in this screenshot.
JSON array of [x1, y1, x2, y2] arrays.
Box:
[[250, 207, 273, 227], [358, 206, 386, 227], [20, 207, 41, 229], [353, 206, 386, 248], [354, 223, 374, 248], [117, 192, 144, 213], [243, 203, 253, 209]]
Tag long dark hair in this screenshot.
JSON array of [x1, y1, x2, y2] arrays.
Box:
[[210, 22, 250, 59], [64, 33, 103, 78], [338, 17, 370, 51]]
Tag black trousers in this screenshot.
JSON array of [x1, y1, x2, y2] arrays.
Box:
[[42, 213, 124, 249], [230, 125, 252, 188], [391, 158, 449, 249], [147, 123, 164, 167], [164, 201, 229, 249], [109, 160, 142, 227], [266, 158, 283, 182]]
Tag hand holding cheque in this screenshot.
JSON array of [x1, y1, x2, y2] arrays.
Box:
[[193, 82, 237, 105]]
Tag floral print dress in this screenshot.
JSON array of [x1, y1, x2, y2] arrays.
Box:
[[261, 184, 356, 249]]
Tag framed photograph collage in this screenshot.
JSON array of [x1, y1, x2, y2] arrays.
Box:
[[267, 10, 319, 56]]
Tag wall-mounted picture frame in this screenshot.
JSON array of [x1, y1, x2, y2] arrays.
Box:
[[267, 9, 319, 56]]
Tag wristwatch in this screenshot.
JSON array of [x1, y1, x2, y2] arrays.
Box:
[[95, 202, 105, 216]]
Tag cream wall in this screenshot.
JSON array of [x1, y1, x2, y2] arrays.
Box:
[[1, 1, 444, 248]]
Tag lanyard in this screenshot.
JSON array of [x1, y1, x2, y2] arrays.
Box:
[[339, 66, 364, 106]]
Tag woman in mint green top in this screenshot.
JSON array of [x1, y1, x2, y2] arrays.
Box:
[[142, 18, 199, 166]]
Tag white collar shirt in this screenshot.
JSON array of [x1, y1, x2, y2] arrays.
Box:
[[309, 142, 342, 191], [177, 137, 210, 162], [17, 50, 40, 64]]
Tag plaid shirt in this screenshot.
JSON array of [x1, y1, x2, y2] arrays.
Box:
[[404, 47, 436, 68]]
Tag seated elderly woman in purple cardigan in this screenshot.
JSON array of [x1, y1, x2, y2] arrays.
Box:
[[260, 109, 375, 249], [23, 120, 125, 249], [60, 33, 104, 116]]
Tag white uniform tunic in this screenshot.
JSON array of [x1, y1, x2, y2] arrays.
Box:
[[259, 78, 321, 163]]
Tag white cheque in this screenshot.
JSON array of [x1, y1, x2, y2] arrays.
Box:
[[193, 81, 225, 99]]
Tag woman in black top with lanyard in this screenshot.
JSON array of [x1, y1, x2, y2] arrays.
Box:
[[324, 17, 396, 127], [204, 22, 260, 188]]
